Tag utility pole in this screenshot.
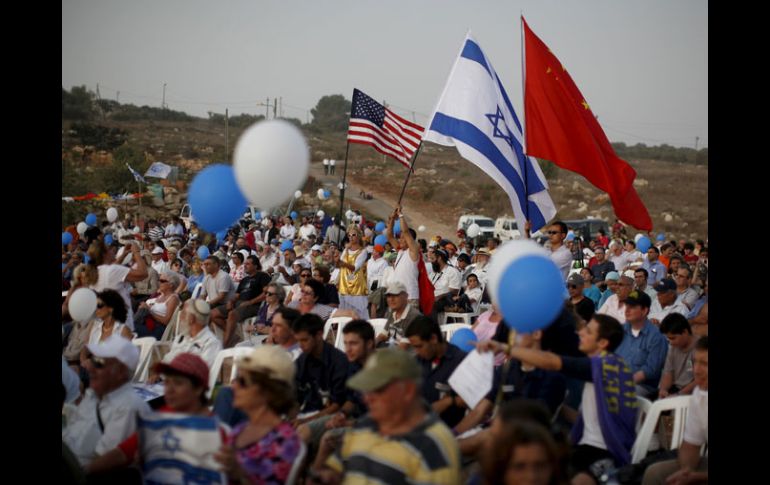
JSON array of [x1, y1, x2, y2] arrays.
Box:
[[162, 83, 167, 109], [266, 97, 270, 119], [225, 108, 229, 162], [116, 91, 120, 103], [279, 96, 283, 118], [695, 136, 699, 151]]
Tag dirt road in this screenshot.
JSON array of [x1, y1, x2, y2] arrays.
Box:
[[309, 161, 455, 238]]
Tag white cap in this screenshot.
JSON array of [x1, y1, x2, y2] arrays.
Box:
[[87, 334, 140, 372], [311, 245, 322, 252], [236, 345, 295, 385], [151, 247, 164, 255]]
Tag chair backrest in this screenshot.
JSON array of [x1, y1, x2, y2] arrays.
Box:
[[207, 347, 254, 399], [190, 282, 204, 299], [159, 306, 182, 343], [441, 323, 472, 342], [368, 318, 388, 337], [286, 441, 307, 485], [630, 395, 692, 464], [132, 336, 158, 382], [635, 396, 653, 433], [323, 316, 352, 344]]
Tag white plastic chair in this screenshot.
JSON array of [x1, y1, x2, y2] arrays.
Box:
[[286, 441, 307, 485], [159, 306, 182, 343], [630, 395, 692, 464], [131, 336, 158, 382], [190, 282, 204, 299], [323, 316, 352, 345], [368, 318, 388, 337], [441, 323, 472, 343], [440, 282, 486, 325], [207, 347, 254, 399]]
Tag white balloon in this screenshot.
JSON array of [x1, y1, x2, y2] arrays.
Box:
[[132, 226, 140, 234], [317, 210, 325, 218], [345, 210, 355, 220], [68, 288, 97, 322], [634, 233, 644, 243], [486, 240, 550, 307], [317, 188, 326, 199], [467, 223, 481, 238], [106, 207, 119, 223], [418, 225, 426, 232], [294, 190, 302, 199], [77, 222, 88, 235], [233, 120, 310, 208]]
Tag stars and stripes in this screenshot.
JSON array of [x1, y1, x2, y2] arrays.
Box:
[[347, 89, 424, 168]]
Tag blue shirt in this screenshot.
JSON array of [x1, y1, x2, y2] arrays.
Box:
[[598, 288, 614, 309], [615, 319, 668, 389], [687, 294, 708, 319], [642, 260, 667, 285], [583, 285, 602, 307]]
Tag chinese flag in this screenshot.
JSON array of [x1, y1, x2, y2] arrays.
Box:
[[522, 17, 652, 231]]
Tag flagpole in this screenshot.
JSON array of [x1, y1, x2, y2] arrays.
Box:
[[337, 141, 351, 246], [396, 141, 423, 206], [519, 15, 531, 227]]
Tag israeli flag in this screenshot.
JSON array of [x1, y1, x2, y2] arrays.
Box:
[[423, 32, 556, 232], [138, 412, 227, 485], [144, 161, 173, 179]]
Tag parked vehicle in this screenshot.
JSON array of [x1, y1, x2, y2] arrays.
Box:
[[180, 204, 264, 230], [563, 218, 610, 242], [457, 214, 496, 240], [494, 216, 521, 241]]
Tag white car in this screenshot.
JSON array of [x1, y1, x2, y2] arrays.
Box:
[[494, 216, 521, 241], [457, 214, 496, 239]]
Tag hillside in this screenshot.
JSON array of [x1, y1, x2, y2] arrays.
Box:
[[61, 118, 707, 240]]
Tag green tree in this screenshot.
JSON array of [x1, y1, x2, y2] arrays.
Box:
[[62, 86, 95, 120], [310, 94, 350, 132]]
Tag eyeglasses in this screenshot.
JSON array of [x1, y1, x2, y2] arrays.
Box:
[[567, 284, 578, 289], [265, 292, 276, 296], [96, 302, 105, 309], [300, 273, 312, 277], [547, 231, 562, 235]]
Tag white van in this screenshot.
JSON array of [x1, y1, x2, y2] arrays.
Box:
[[457, 215, 496, 238], [180, 204, 263, 230], [494, 217, 521, 241]]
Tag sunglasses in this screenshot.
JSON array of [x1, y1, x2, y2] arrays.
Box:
[[96, 302, 105, 309], [547, 231, 562, 235], [567, 284, 578, 289], [300, 273, 312, 277], [265, 292, 276, 296]]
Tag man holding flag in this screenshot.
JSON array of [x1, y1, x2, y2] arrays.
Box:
[[422, 31, 557, 235]]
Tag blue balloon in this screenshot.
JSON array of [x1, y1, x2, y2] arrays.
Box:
[[498, 255, 564, 333], [290, 211, 298, 219], [85, 213, 97, 226], [637, 236, 652, 253], [216, 230, 227, 241], [188, 164, 248, 233], [393, 220, 401, 236], [374, 234, 388, 246], [566, 231, 575, 241], [374, 221, 386, 233], [197, 246, 210, 260], [104, 234, 113, 245], [83, 254, 91, 264], [656, 233, 666, 241], [62, 232, 73, 245], [450, 328, 478, 353], [280, 240, 294, 252], [323, 190, 331, 198]]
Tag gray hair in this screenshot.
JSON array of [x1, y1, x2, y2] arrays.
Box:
[[161, 271, 180, 288], [267, 283, 286, 302]]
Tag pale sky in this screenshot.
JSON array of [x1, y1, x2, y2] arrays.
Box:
[[62, 0, 708, 148]]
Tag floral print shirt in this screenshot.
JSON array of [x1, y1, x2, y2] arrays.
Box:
[[226, 421, 300, 484]]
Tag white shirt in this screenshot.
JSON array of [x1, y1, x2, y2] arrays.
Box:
[[62, 382, 150, 466], [280, 224, 296, 241], [578, 382, 607, 450], [431, 264, 462, 298], [164, 326, 223, 371], [366, 256, 388, 289], [298, 224, 317, 240], [62, 356, 81, 403], [649, 299, 689, 322], [152, 259, 170, 276], [393, 249, 419, 300], [609, 251, 634, 272], [550, 245, 573, 282], [684, 387, 708, 446], [597, 294, 627, 323]]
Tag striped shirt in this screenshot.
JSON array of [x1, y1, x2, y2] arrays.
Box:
[[326, 411, 460, 484]]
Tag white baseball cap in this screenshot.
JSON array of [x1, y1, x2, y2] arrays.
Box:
[[86, 334, 140, 372]]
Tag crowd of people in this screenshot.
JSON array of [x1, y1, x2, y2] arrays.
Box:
[[61, 208, 708, 484]]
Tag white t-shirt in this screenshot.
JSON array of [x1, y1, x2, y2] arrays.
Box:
[[280, 224, 296, 241], [393, 250, 419, 300], [298, 224, 317, 240], [649, 299, 689, 322], [550, 245, 573, 282], [366, 256, 389, 289], [578, 382, 607, 450], [597, 294, 627, 323], [684, 386, 708, 446], [431, 265, 462, 298]]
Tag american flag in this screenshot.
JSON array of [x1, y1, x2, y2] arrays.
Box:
[[347, 89, 424, 168]]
